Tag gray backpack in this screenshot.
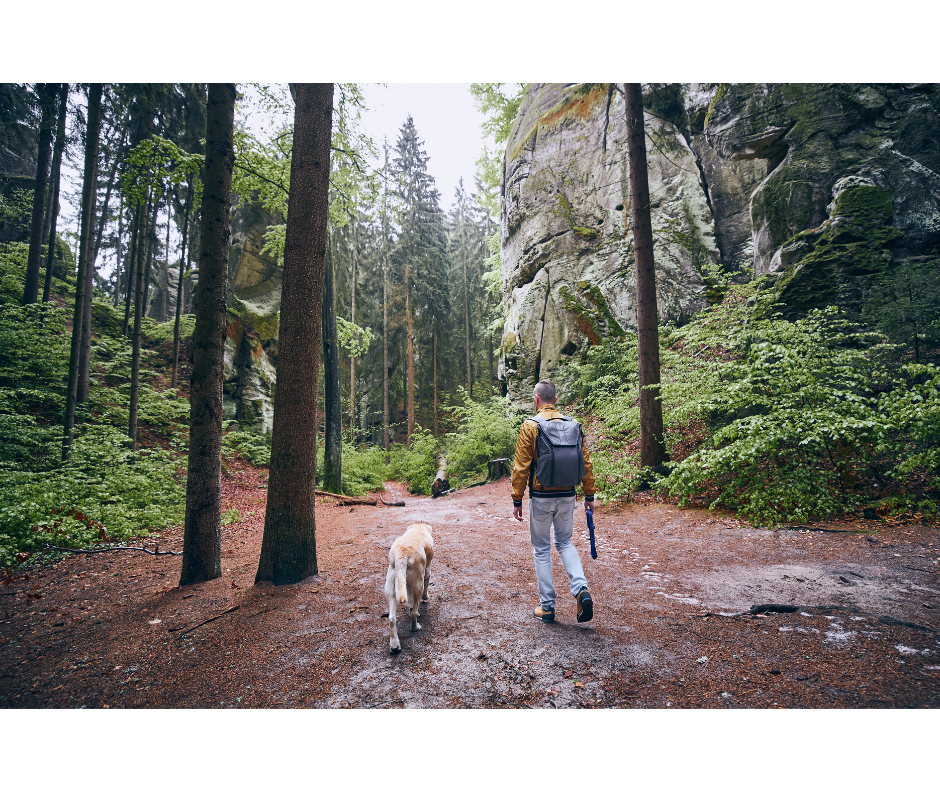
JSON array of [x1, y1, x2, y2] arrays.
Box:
[[529, 415, 586, 488]]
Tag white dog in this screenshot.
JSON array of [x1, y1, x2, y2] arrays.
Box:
[[384, 522, 434, 654]]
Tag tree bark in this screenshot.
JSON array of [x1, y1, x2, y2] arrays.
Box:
[[121, 205, 140, 337], [76, 85, 106, 405], [463, 239, 472, 397], [382, 154, 390, 460], [162, 194, 172, 322], [141, 201, 157, 319], [321, 229, 342, 493], [405, 263, 414, 448], [42, 83, 68, 305], [433, 319, 438, 438], [171, 176, 193, 389], [179, 83, 237, 587], [61, 84, 102, 460], [349, 219, 357, 439], [91, 124, 128, 265], [624, 83, 668, 469], [255, 83, 333, 586], [23, 84, 56, 305], [112, 210, 123, 307], [128, 189, 153, 447]]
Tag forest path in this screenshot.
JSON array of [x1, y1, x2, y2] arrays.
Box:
[[1, 461, 938, 708]]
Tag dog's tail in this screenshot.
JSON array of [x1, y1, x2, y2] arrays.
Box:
[[395, 559, 408, 606]]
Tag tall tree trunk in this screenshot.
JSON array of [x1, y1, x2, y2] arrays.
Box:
[[162, 194, 171, 322], [42, 83, 68, 305], [488, 305, 494, 396], [121, 205, 141, 337], [91, 125, 128, 266], [23, 84, 56, 305], [128, 187, 153, 448], [61, 84, 102, 460], [383, 244, 390, 460], [77, 85, 106, 405], [112, 210, 123, 307], [349, 219, 357, 439], [463, 247, 472, 397], [141, 202, 158, 319], [256, 83, 333, 586], [624, 83, 668, 469], [405, 263, 415, 448], [171, 176, 193, 389], [179, 84, 237, 587], [321, 229, 342, 493], [433, 320, 438, 438]]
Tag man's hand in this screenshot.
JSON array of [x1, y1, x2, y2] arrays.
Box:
[[584, 500, 595, 514], [513, 505, 524, 522]]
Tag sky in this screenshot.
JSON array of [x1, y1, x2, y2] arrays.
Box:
[[54, 83, 498, 276]]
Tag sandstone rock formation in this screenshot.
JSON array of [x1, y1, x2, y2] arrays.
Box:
[[498, 83, 940, 408], [222, 199, 282, 433]]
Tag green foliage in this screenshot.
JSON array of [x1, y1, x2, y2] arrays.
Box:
[[222, 422, 271, 467], [119, 135, 204, 209], [469, 84, 526, 146], [443, 392, 524, 486], [337, 316, 373, 358], [221, 507, 242, 525], [0, 188, 33, 232], [143, 313, 196, 344], [0, 422, 185, 566], [0, 242, 29, 303], [388, 428, 440, 496], [338, 443, 389, 497]]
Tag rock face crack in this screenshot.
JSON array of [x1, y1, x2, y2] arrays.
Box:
[[532, 271, 551, 383]]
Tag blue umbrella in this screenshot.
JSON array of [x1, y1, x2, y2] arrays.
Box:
[[586, 508, 597, 559]]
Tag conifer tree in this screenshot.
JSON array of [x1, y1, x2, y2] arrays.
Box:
[[23, 83, 56, 305]]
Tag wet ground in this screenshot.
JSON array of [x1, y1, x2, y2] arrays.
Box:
[[1, 462, 938, 708]]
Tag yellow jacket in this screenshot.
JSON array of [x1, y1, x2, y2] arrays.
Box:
[[511, 405, 596, 505]]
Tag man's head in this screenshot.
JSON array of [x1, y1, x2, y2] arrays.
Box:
[[533, 379, 557, 410]]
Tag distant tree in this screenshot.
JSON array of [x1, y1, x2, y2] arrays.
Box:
[[624, 83, 668, 469], [180, 83, 237, 586], [62, 84, 102, 461], [22, 83, 57, 305], [321, 230, 342, 492], [42, 83, 68, 304], [256, 83, 334, 585], [171, 174, 195, 388]]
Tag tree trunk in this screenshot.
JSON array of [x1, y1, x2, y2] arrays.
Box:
[[141, 202, 157, 319], [76, 85, 106, 405], [112, 210, 123, 307], [255, 83, 333, 586], [463, 245, 472, 397], [61, 84, 102, 461], [179, 84, 237, 587], [171, 176, 193, 389], [488, 310, 494, 396], [405, 263, 414, 448], [321, 229, 342, 493], [128, 188, 153, 448], [624, 83, 668, 469], [42, 83, 68, 305], [383, 244, 390, 460], [349, 219, 357, 440], [121, 205, 141, 337], [91, 124, 128, 265], [162, 194, 172, 322], [433, 320, 438, 438], [23, 84, 56, 305]]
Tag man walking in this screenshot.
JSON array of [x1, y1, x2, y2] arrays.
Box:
[[512, 379, 596, 623]]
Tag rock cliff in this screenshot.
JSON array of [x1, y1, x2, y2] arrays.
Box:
[[498, 83, 940, 408]]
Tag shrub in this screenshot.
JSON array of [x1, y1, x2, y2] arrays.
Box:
[[443, 392, 524, 487]]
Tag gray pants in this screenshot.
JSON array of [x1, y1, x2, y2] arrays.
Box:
[[528, 496, 587, 610]]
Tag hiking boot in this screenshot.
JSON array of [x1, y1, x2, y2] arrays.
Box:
[[575, 588, 593, 623], [533, 605, 555, 623]]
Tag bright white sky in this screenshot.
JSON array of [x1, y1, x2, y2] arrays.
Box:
[[58, 83, 499, 274]]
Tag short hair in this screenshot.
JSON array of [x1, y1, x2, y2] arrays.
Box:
[[533, 380, 557, 403]]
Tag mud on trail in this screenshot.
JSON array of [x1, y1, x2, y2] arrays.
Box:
[[1, 460, 938, 709]]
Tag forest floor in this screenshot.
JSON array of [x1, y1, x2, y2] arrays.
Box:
[[1, 459, 938, 709]]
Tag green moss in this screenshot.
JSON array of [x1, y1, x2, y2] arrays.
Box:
[[703, 83, 728, 130], [501, 332, 518, 355], [560, 282, 625, 343], [770, 185, 903, 319], [553, 193, 599, 241]]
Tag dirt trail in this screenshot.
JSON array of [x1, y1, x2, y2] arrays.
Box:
[[1, 464, 938, 708]]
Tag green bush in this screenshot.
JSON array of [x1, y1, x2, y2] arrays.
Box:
[[0, 242, 28, 304], [339, 443, 389, 497], [389, 428, 440, 495], [443, 391, 524, 487], [222, 422, 271, 466], [144, 313, 196, 344]]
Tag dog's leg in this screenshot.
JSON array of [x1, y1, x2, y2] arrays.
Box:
[[409, 567, 422, 631], [385, 564, 400, 654], [422, 566, 430, 603]]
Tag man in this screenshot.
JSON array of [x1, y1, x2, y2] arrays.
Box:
[[512, 379, 596, 623]]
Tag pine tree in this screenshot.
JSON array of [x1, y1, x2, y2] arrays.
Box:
[[22, 83, 56, 305]]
